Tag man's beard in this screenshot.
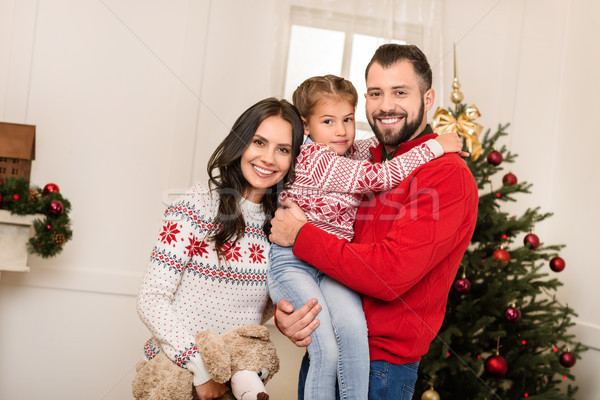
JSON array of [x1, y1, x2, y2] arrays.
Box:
[[368, 100, 425, 148]]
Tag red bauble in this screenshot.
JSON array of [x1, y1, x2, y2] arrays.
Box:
[[46, 224, 52, 230], [523, 233, 540, 249], [485, 354, 508, 377], [454, 277, 471, 293], [502, 172, 518, 185], [0, 193, 2, 207], [559, 351, 576, 368], [487, 150, 503, 166], [550, 256, 566, 272], [504, 306, 521, 323], [493, 248, 510, 263], [43, 183, 60, 195], [12, 193, 21, 201], [47, 200, 64, 216]]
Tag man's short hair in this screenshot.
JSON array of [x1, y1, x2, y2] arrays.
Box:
[[365, 44, 432, 94]]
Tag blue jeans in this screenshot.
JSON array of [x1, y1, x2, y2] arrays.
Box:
[[267, 244, 369, 400], [297, 353, 419, 400]]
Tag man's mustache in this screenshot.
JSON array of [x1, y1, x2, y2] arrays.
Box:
[[372, 111, 407, 119]]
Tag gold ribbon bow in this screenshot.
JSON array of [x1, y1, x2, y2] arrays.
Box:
[[432, 105, 483, 161]]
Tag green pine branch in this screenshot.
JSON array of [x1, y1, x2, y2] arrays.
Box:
[[0, 177, 73, 258]]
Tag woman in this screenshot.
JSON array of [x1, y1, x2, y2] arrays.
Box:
[[136, 97, 304, 400]]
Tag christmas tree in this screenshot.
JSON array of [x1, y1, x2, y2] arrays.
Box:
[[415, 53, 587, 400]]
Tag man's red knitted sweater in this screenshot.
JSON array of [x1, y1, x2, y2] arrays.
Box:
[[292, 132, 478, 365]]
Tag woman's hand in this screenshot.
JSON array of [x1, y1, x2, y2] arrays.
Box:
[[194, 379, 228, 400], [436, 132, 469, 158]]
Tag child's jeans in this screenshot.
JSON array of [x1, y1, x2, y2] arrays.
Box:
[[267, 244, 369, 400]]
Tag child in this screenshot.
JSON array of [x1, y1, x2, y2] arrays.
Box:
[[267, 75, 465, 400], [136, 98, 304, 400]]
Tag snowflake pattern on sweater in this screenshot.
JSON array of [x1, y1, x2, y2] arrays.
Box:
[[281, 137, 442, 241], [137, 183, 270, 383]]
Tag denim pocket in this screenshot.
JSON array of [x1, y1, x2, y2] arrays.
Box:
[[368, 361, 419, 400], [403, 361, 419, 371], [400, 383, 415, 400], [368, 367, 388, 399]]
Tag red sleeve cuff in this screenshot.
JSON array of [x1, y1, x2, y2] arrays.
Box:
[[273, 306, 283, 334], [292, 223, 317, 259]]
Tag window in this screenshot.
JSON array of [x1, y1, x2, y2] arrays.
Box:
[[284, 6, 423, 140]]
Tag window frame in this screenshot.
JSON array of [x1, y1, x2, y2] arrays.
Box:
[[283, 6, 424, 135]]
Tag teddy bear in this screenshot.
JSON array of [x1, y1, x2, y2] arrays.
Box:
[[132, 324, 280, 400]]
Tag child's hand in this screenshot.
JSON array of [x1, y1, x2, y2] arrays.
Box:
[[194, 380, 229, 400], [436, 132, 470, 158]]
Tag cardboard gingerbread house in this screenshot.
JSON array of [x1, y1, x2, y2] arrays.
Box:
[[0, 121, 36, 181], [0, 122, 38, 275]]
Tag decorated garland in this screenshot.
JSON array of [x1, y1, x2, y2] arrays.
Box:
[[0, 176, 72, 258]]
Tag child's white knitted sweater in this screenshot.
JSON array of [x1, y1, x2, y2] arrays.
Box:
[[137, 183, 272, 386]]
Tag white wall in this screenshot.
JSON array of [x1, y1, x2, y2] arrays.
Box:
[[0, 0, 598, 398], [547, 0, 600, 390]]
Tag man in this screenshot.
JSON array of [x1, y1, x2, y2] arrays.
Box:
[[269, 44, 478, 399]]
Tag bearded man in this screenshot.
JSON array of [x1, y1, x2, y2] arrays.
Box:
[[270, 44, 479, 399]]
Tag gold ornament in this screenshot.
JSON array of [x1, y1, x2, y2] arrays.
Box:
[[432, 106, 483, 161], [51, 232, 66, 247], [421, 388, 441, 400], [28, 190, 41, 203], [431, 43, 483, 161]]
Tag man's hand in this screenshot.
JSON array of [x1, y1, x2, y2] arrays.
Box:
[[269, 198, 307, 247], [194, 379, 228, 400], [275, 298, 321, 347]]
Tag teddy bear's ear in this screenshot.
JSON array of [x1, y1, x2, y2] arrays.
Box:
[[195, 330, 231, 384], [234, 324, 270, 341]]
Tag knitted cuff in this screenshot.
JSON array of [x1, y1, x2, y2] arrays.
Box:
[[424, 138, 444, 158], [186, 353, 212, 386], [292, 223, 306, 248]]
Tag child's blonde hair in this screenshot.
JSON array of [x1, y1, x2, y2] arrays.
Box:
[[292, 75, 358, 120]]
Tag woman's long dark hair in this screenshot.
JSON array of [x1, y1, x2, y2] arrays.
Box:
[[207, 97, 303, 259]]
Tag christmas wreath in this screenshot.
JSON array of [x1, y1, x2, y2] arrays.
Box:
[[0, 176, 72, 258]]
